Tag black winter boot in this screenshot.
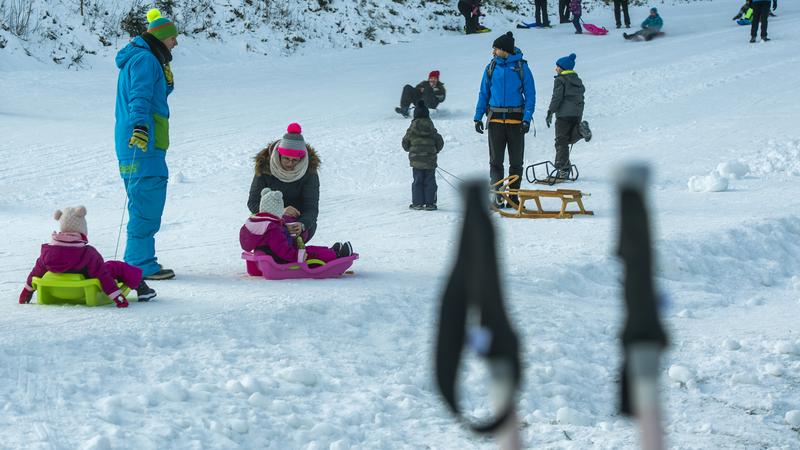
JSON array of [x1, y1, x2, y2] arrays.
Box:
[[336, 242, 353, 258], [136, 280, 157, 302]]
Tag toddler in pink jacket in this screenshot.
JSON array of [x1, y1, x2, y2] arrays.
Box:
[[21, 206, 156, 308], [240, 189, 353, 263]]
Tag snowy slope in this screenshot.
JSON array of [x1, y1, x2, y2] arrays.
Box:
[[2, 1, 800, 449], [0, 0, 537, 68]]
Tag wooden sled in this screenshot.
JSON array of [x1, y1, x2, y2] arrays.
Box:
[[490, 175, 593, 219]]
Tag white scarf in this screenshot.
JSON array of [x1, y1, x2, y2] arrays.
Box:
[[269, 144, 309, 183]]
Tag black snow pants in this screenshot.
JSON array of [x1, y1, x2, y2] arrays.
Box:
[[614, 0, 630, 27], [559, 0, 571, 23], [459, 1, 480, 34], [751, 2, 770, 39], [535, 0, 550, 26], [554, 117, 580, 170], [488, 122, 525, 193]]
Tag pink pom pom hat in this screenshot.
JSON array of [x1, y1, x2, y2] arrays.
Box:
[[277, 123, 307, 158]]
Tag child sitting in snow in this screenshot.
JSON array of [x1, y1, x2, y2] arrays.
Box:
[[402, 101, 444, 211], [20, 206, 156, 308], [733, 0, 753, 24], [240, 188, 353, 263]]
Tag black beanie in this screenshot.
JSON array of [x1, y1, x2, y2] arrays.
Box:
[[414, 100, 429, 119], [492, 32, 515, 54]]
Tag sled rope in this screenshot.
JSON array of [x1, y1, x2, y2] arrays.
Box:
[[437, 168, 461, 192], [113, 149, 138, 260]]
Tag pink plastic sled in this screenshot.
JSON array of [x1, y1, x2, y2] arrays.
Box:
[[582, 22, 608, 35], [242, 251, 358, 280]]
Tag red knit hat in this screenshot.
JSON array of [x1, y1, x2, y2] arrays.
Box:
[[429, 70, 440, 79]]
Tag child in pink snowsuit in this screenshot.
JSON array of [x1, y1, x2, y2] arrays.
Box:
[[240, 189, 353, 263], [20, 206, 156, 308]]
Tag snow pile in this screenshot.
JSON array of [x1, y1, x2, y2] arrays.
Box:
[[786, 410, 800, 427], [688, 171, 729, 192], [556, 406, 593, 426], [749, 139, 800, 176], [715, 160, 749, 179], [668, 364, 695, 385]]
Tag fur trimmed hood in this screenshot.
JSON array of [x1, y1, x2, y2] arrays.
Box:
[[254, 140, 321, 177]]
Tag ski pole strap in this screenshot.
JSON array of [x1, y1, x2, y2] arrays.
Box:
[[436, 181, 521, 434]]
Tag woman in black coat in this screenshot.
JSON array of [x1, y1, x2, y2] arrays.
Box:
[[247, 123, 321, 241]]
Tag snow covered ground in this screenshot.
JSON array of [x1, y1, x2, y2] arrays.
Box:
[[2, 1, 800, 448]]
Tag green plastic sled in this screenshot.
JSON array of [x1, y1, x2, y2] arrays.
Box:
[[30, 272, 130, 307]]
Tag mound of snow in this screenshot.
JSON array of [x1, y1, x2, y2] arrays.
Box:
[[730, 372, 759, 385], [556, 407, 592, 426], [775, 342, 800, 356], [786, 410, 800, 427], [723, 339, 741, 351], [688, 172, 729, 192], [716, 160, 750, 179], [668, 365, 694, 384]]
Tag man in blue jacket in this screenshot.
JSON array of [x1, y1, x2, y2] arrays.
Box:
[[474, 32, 536, 206], [750, 0, 776, 42], [114, 9, 178, 280], [623, 7, 663, 41]]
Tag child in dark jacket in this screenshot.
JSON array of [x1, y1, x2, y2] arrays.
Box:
[[402, 101, 445, 211], [240, 189, 353, 263], [21, 206, 156, 307], [546, 54, 592, 179]]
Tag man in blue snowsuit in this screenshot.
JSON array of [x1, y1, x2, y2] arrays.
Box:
[[114, 10, 178, 280], [474, 32, 536, 206]]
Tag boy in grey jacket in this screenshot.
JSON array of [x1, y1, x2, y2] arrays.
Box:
[[546, 53, 592, 179], [402, 101, 445, 210]]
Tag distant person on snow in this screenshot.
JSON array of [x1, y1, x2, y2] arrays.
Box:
[[114, 8, 178, 281], [569, 0, 583, 34], [240, 189, 353, 263], [473, 32, 536, 206], [403, 101, 445, 211], [248, 123, 320, 242], [534, 0, 551, 27], [623, 7, 663, 41], [545, 54, 592, 179], [749, 0, 776, 42], [733, 0, 753, 24], [19, 206, 156, 308], [613, 0, 631, 29], [458, 0, 489, 34], [395, 71, 447, 118], [559, 0, 572, 23]]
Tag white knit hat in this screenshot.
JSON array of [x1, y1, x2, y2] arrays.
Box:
[[54, 206, 88, 235], [259, 188, 284, 217]]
